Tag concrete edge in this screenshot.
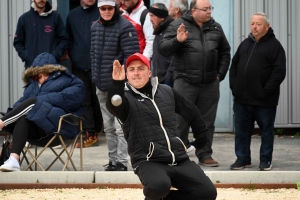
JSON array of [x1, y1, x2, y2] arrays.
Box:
[[0, 183, 297, 190], [1, 171, 299, 187]]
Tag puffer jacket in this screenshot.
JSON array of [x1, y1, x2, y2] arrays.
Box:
[[123, 80, 188, 168], [13, 53, 85, 139], [91, 9, 140, 92], [159, 13, 231, 86], [229, 28, 286, 107], [106, 77, 208, 168]]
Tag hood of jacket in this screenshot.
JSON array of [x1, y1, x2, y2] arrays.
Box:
[[31, 1, 53, 16], [22, 65, 66, 84], [99, 6, 121, 26], [23, 52, 66, 83], [248, 27, 275, 42]]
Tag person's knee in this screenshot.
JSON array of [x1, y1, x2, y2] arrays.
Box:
[[144, 181, 171, 200], [195, 185, 217, 200]]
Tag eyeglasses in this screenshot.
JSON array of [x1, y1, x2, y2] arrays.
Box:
[[194, 6, 214, 12], [100, 6, 114, 11]]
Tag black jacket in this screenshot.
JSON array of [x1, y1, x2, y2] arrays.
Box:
[[229, 28, 286, 107], [159, 13, 231, 85], [13, 2, 69, 68], [152, 16, 174, 83], [106, 78, 208, 168], [66, 3, 99, 71]]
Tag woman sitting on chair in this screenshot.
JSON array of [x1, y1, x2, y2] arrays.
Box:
[[0, 52, 85, 172]]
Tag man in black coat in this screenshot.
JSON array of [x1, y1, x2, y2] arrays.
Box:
[[229, 12, 286, 171], [13, 0, 69, 69], [149, 3, 174, 87], [66, 0, 103, 148], [159, 0, 231, 167]]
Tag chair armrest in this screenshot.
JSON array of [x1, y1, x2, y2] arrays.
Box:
[[60, 113, 84, 126]]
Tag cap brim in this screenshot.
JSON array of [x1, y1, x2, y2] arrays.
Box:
[[98, 2, 115, 7]]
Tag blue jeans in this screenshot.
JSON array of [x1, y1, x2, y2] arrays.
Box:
[[96, 88, 128, 166], [233, 100, 277, 163]]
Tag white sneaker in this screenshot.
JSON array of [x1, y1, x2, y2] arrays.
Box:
[[0, 156, 20, 172], [187, 145, 195, 153], [25, 141, 31, 148], [53, 145, 62, 149]]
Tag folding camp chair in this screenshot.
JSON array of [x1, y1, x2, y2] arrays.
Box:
[[21, 113, 85, 171]]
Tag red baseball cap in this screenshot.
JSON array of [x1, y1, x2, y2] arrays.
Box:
[[126, 53, 150, 69]]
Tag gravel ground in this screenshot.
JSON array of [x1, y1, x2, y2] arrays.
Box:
[[0, 188, 299, 200]]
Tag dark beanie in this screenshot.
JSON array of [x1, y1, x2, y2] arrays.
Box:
[[149, 7, 168, 18]]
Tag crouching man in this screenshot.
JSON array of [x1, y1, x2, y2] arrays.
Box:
[[106, 52, 217, 200]]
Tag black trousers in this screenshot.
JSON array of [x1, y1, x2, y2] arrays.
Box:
[[174, 78, 220, 162], [72, 68, 103, 133], [135, 159, 217, 200], [1, 98, 45, 155]]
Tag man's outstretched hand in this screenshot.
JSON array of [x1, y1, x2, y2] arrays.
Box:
[[112, 60, 125, 81], [177, 23, 188, 43]]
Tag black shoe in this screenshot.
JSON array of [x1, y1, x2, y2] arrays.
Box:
[[230, 160, 252, 170], [259, 161, 272, 171], [103, 161, 116, 171], [115, 162, 127, 171]]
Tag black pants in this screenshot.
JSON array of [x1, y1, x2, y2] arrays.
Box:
[[72, 68, 103, 133], [1, 98, 45, 155], [136, 159, 217, 200], [174, 78, 220, 162]]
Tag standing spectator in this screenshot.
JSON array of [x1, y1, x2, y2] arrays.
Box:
[[66, 0, 103, 148], [159, 0, 231, 167], [120, 0, 154, 61], [106, 53, 216, 200], [229, 12, 286, 171], [149, 3, 174, 87], [168, 0, 189, 20], [91, 0, 139, 171], [14, 0, 69, 69]]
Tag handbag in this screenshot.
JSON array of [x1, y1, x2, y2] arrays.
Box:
[[0, 138, 11, 166]]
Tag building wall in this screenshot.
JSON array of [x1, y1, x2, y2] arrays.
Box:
[[0, 0, 30, 113], [1, 0, 299, 131]]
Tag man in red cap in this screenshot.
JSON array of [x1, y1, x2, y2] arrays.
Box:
[[106, 53, 217, 200]]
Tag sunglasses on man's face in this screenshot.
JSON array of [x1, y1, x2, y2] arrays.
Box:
[[100, 6, 114, 11]]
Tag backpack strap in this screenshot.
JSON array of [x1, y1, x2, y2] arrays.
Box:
[[140, 9, 149, 27]]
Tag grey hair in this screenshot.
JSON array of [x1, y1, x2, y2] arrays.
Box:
[[252, 12, 271, 25], [190, 0, 197, 10], [173, 0, 189, 13]]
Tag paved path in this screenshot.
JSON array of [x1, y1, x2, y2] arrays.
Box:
[[9, 132, 299, 172], [1, 133, 300, 186]]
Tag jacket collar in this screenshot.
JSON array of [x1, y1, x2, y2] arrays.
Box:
[[153, 16, 174, 35], [126, 77, 159, 99], [31, 1, 53, 16]]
